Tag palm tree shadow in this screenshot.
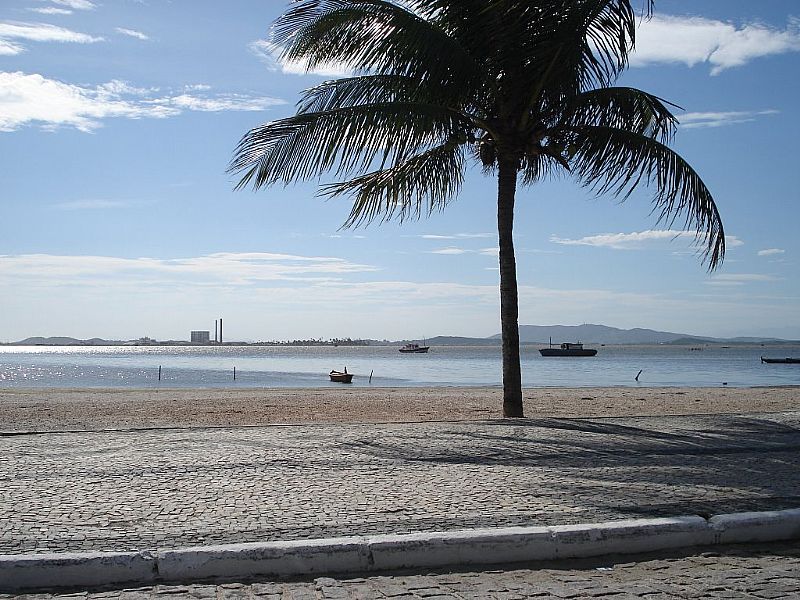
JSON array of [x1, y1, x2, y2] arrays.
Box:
[[340, 416, 800, 519]]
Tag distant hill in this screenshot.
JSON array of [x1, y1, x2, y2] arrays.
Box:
[[488, 324, 797, 345], [11, 336, 122, 346], [490, 324, 695, 345], [8, 327, 797, 347]]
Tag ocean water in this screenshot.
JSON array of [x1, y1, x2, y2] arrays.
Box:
[[1, 344, 799, 389]]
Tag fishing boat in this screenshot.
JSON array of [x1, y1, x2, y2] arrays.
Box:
[[399, 342, 429, 353], [329, 369, 353, 383], [761, 357, 800, 364], [539, 339, 597, 357]]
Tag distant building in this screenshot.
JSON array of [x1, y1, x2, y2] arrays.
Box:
[[191, 331, 210, 344]]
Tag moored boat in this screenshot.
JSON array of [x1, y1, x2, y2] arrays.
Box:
[[329, 369, 353, 383], [761, 357, 800, 364], [399, 342, 429, 353], [540, 340, 597, 357]]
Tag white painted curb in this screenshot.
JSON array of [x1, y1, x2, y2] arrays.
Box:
[[0, 550, 156, 590], [157, 537, 371, 581], [710, 508, 800, 544], [1, 509, 799, 591]]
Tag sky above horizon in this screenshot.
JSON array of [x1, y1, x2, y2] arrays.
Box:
[[1, 0, 799, 342]]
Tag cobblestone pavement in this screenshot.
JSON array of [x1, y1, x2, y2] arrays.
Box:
[[2, 543, 799, 598], [2, 413, 799, 554]]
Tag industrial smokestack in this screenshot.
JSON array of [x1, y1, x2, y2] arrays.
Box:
[[220, 318, 223, 345], [214, 320, 218, 344]]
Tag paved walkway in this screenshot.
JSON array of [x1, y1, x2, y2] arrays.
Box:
[[1, 542, 799, 598], [2, 412, 799, 555]]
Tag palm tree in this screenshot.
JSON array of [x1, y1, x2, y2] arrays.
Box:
[[230, 0, 725, 417]]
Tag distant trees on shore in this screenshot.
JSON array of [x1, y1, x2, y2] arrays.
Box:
[[253, 338, 370, 347]]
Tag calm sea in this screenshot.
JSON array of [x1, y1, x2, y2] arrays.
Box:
[[1, 344, 799, 389]]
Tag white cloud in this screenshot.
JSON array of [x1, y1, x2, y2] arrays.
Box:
[[429, 247, 469, 255], [249, 39, 351, 77], [168, 94, 282, 112], [680, 110, 779, 129], [50, 0, 95, 9], [0, 21, 103, 54], [29, 8, 73, 15], [0, 72, 286, 132], [51, 199, 131, 210], [705, 273, 780, 286], [420, 233, 494, 240], [550, 230, 743, 250], [633, 15, 800, 75], [758, 248, 785, 257], [0, 252, 379, 287], [115, 27, 149, 41], [0, 39, 24, 55]]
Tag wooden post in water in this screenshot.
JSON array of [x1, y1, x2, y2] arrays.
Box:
[[158, 365, 162, 381], [233, 366, 236, 381], [369, 369, 373, 383]]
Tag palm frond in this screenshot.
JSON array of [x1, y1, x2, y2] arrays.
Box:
[[272, 0, 481, 89], [560, 124, 725, 268], [296, 73, 473, 114], [322, 140, 467, 227], [229, 103, 471, 190], [559, 87, 680, 143]]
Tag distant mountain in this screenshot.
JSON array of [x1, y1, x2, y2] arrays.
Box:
[[489, 324, 695, 345], [487, 324, 797, 345], [11, 336, 122, 346]]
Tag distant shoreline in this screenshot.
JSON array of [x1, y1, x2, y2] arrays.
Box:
[[3, 341, 799, 347], [1, 386, 797, 433]]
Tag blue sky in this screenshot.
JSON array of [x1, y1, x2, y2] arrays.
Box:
[[1, 0, 798, 342]]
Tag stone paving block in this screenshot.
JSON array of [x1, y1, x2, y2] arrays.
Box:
[[3, 415, 800, 555]]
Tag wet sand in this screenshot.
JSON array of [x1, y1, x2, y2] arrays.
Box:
[[0, 386, 797, 432]]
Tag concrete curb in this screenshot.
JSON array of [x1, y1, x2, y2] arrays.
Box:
[[2, 508, 799, 591]]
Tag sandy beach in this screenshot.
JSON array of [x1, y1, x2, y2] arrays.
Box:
[[0, 386, 797, 432]]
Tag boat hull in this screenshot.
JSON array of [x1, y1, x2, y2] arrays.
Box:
[[329, 371, 354, 383], [761, 357, 800, 364], [539, 348, 597, 357], [399, 347, 429, 353]]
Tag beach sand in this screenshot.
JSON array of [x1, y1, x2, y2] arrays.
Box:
[[0, 386, 797, 432]]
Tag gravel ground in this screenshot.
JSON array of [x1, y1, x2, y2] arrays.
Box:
[[1, 386, 798, 432]]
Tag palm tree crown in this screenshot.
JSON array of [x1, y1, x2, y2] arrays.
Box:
[[230, 0, 725, 417]]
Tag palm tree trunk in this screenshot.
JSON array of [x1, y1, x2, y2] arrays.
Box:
[[497, 155, 523, 417]]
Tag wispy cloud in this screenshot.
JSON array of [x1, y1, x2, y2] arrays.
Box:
[[0, 252, 379, 287], [680, 110, 779, 129], [169, 94, 281, 112], [50, 0, 95, 10], [705, 273, 780, 286], [0, 21, 103, 55], [758, 248, 785, 257], [0, 72, 286, 132], [0, 39, 24, 55], [633, 15, 800, 75], [115, 27, 148, 41], [551, 230, 744, 250], [419, 233, 494, 240], [249, 39, 350, 77], [28, 8, 73, 15], [51, 199, 131, 210], [429, 247, 469, 255]]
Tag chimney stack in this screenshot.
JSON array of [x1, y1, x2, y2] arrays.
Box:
[[220, 317, 223, 345], [214, 320, 218, 344]]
